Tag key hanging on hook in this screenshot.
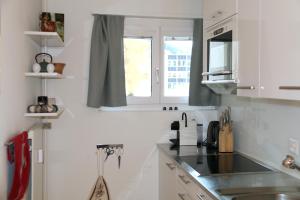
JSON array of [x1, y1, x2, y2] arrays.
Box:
[[116, 147, 124, 169], [104, 147, 115, 161]]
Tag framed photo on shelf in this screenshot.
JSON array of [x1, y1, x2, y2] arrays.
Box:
[[40, 12, 64, 41]]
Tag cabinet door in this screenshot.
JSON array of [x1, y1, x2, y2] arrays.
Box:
[[203, 0, 238, 28], [260, 0, 300, 100], [236, 0, 260, 97], [159, 152, 177, 200]]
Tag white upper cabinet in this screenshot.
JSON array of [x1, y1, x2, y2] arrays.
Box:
[[236, 0, 260, 97], [203, 0, 300, 101], [260, 0, 300, 100], [202, 0, 260, 97], [237, 0, 300, 99], [203, 0, 238, 28], [261, 0, 300, 100]]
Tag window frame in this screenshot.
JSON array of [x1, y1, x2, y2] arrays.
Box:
[[124, 26, 160, 105], [159, 28, 193, 104], [124, 18, 193, 105]]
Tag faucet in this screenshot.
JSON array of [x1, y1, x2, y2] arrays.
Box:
[[282, 155, 300, 171], [181, 112, 188, 128]]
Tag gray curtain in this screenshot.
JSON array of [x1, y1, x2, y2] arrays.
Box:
[[87, 15, 127, 108], [189, 19, 220, 106]]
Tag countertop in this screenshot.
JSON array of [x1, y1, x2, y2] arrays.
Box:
[[157, 143, 300, 200]]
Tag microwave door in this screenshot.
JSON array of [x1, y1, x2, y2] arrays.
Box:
[[207, 31, 233, 80]]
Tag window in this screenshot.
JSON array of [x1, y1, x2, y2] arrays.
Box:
[[124, 18, 193, 105], [162, 36, 193, 101], [124, 37, 152, 97]]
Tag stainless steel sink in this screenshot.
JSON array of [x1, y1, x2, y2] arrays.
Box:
[[216, 187, 300, 200], [231, 193, 300, 200], [217, 187, 300, 195]]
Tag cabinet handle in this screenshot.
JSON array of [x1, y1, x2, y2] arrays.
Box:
[[211, 10, 223, 19], [217, 10, 223, 16], [279, 86, 300, 90], [178, 175, 190, 184], [165, 163, 176, 170], [178, 193, 187, 200], [237, 86, 255, 90], [196, 194, 205, 200]]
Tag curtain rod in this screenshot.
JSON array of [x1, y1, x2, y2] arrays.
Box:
[[91, 13, 198, 20]]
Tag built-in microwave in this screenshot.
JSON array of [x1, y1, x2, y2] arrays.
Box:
[[202, 15, 238, 85]]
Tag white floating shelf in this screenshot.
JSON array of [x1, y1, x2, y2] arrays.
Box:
[[24, 31, 64, 47], [25, 72, 64, 79], [24, 107, 64, 118]]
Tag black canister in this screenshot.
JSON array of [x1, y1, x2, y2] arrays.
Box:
[[38, 96, 48, 105]]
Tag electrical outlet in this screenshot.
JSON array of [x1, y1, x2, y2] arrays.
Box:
[[289, 138, 299, 155]]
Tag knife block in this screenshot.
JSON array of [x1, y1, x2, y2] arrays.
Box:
[[218, 124, 234, 153]]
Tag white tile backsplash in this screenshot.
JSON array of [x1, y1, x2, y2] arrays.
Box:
[[222, 95, 300, 179]]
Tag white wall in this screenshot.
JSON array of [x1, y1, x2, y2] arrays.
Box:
[[44, 0, 207, 199], [45, 110, 216, 200], [0, 0, 41, 198], [222, 95, 300, 179]]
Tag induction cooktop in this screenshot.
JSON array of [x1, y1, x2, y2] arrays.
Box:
[[178, 154, 272, 176]]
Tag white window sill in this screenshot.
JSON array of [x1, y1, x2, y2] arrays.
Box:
[[98, 105, 216, 112]]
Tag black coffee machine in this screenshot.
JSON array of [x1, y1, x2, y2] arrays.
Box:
[[170, 121, 180, 147], [206, 121, 220, 149]]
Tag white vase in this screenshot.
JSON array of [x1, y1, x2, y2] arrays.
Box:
[[47, 63, 55, 73], [32, 63, 41, 73]]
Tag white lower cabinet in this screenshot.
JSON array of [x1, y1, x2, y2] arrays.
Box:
[[176, 181, 193, 200], [159, 152, 214, 200], [176, 168, 194, 200], [159, 152, 177, 200], [177, 168, 214, 200]]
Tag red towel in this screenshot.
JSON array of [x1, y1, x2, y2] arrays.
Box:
[[7, 131, 31, 200]]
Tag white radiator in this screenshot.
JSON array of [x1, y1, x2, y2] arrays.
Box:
[[28, 125, 44, 200]]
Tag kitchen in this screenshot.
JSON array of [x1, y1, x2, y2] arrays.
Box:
[[2, 0, 300, 200]]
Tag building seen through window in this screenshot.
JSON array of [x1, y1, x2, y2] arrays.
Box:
[[164, 36, 192, 97]]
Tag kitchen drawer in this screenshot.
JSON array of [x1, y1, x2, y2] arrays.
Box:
[[176, 168, 193, 191], [160, 152, 177, 172], [177, 168, 214, 200], [176, 179, 193, 200]]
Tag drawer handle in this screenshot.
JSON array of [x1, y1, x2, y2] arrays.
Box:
[[237, 86, 255, 90], [178, 175, 190, 184], [178, 193, 187, 200], [279, 86, 300, 90], [165, 163, 176, 170], [196, 194, 205, 200]]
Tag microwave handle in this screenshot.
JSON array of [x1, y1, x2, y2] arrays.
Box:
[[202, 70, 232, 76]]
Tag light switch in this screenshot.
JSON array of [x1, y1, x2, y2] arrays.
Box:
[[37, 149, 44, 163]]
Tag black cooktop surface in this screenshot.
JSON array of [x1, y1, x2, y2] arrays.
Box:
[[178, 154, 272, 176]]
